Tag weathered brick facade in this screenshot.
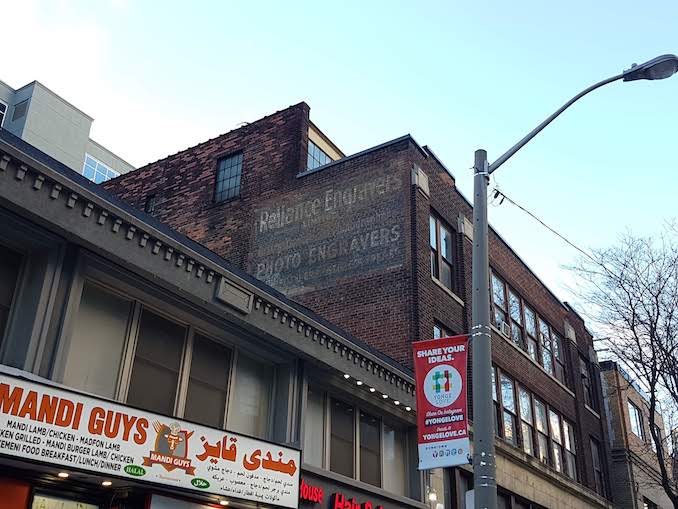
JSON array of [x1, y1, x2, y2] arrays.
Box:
[[104, 102, 613, 507]]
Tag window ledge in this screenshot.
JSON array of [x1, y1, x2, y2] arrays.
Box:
[[585, 404, 601, 419], [431, 277, 465, 307], [300, 463, 428, 509], [491, 324, 575, 397]]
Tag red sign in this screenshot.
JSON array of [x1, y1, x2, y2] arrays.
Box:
[[331, 493, 383, 509], [299, 479, 324, 504], [412, 335, 470, 469]]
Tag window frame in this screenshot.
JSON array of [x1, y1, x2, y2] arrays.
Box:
[[83, 153, 120, 184], [214, 152, 243, 203], [590, 438, 605, 496], [433, 321, 452, 339], [429, 213, 457, 293], [54, 254, 284, 437], [301, 383, 412, 496], [0, 99, 7, 127], [490, 272, 569, 386], [491, 366, 578, 478], [628, 400, 646, 440], [307, 140, 334, 171]]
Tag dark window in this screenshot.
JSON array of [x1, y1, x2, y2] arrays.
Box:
[[0, 101, 7, 127], [144, 194, 156, 214], [433, 322, 451, 339], [0, 244, 23, 341], [644, 497, 659, 509], [12, 99, 28, 121], [591, 438, 605, 496], [126, 309, 186, 415], [430, 214, 455, 291], [307, 140, 333, 171], [330, 399, 355, 477], [214, 153, 243, 202], [359, 411, 381, 486], [580, 357, 595, 409], [184, 334, 231, 428]]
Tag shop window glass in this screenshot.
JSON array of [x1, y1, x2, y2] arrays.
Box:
[[32, 494, 98, 509], [127, 309, 185, 415], [330, 399, 355, 477], [303, 388, 325, 467], [428, 468, 446, 509], [383, 423, 406, 495], [359, 411, 381, 487], [0, 244, 22, 341], [228, 353, 273, 439], [184, 334, 231, 428], [63, 282, 131, 398]]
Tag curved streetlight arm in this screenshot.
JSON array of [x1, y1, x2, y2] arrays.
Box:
[[488, 72, 624, 174]]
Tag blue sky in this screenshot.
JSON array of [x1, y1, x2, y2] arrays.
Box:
[[4, 1, 677, 308]]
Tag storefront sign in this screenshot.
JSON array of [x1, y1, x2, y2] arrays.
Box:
[[412, 335, 470, 469], [0, 372, 300, 508], [299, 478, 324, 504], [331, 493, 383, 509]]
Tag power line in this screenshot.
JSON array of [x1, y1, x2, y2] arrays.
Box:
[[490, 187, 599, 265]]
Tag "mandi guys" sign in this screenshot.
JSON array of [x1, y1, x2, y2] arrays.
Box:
[[0, 371, 300, 508]]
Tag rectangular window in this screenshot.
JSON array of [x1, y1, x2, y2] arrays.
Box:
[[591, 438, 605, 496], [144, 194, 156, 214], [383, 423, 406, 495], [549, 409, 564, 473], [126, 309, 186, 416], [563, 420, 577, 480], [429, 214, 455, 291], [0, 244, 23, 342], [303, 388, 326, 467], [519, 387, 534, 456], [62, 282, 132, 398], [534, 399, 549, 464], [552, 333, 566, 384], [307, 140, 334, 171], [539, 318, 554, 376], [214, 153, 243, 202], [580, 357, 595, 408], [492, 274, 508, 330], [524, 306, 538, 362], [500, 374, 517, 445], [183, 334, 231, 428], [330, 399, 355, 477], [0, 101, 7, 127], [83, 154, 120, 184], [228, 353, 273, 439], [628, 401, 645, 439], [12, 99, 28, 121], [360, 411, 381, 487], [508, 289, 524, 347], [308, 389, 408, 495], [433, 322, 450, 339]]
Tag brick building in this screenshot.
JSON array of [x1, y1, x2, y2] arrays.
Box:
[[104, 102, 613, 508], [600, 360, 675, 509]]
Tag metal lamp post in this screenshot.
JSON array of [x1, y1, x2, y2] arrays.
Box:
[[471, 54, 678, 509]]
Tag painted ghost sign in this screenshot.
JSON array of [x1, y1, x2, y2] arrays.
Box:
[[249, 170, 406, 295]]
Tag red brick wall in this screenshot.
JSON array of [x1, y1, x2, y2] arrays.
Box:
[[104, 105, 610, 497]]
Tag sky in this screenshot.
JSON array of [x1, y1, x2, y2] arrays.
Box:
[[3, 0, 677, 316]]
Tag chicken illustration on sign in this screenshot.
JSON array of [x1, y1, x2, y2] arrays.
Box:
[[195, 435, 297, 476]]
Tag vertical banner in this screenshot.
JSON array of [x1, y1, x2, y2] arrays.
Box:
[[412, 335, 470, 469]]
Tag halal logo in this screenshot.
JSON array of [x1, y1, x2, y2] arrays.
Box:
[[423, 364, 462, 408], [142, 421, 196, 475]]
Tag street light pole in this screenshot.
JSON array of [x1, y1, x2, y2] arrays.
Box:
[[470, 54, 678, 509]]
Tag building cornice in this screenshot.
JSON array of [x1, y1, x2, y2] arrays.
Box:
[[0, 136, 416, 411]]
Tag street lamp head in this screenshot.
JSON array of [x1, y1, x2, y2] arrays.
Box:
[[623, 54, 678, 81]]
